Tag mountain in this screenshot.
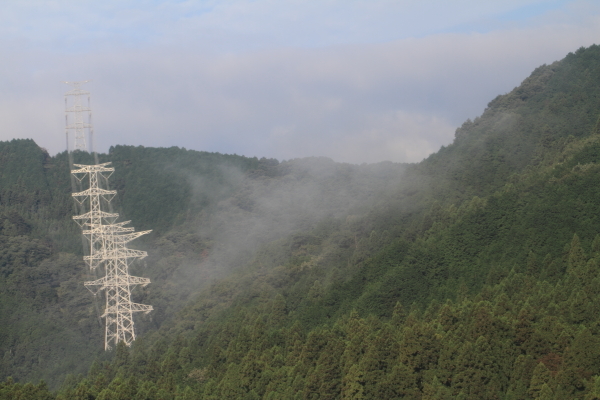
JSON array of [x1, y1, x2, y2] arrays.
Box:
[[1, 44, 600, 399], [0, 140, 406, 389]]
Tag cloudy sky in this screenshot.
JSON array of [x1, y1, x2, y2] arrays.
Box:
[[1, 1, 599, 163]]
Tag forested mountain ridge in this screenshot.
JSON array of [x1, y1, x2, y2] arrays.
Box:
[[0, 140, 407, 388], [2, 44, 600, 399], [0, 142, 278, 387]]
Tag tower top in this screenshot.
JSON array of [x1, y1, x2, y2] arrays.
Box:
[[63, 80, 91, 95]]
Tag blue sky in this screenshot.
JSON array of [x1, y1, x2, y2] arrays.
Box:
[[1, 0, 599, 163]]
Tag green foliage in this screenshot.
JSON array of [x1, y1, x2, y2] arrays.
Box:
[[4, 45, 600, 399]]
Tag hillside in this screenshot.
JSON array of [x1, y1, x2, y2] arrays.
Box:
[[0, 140, 407, 388], [1, 44, 600, 399]]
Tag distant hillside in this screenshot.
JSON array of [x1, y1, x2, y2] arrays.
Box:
[[0, 139, 405, 388], [1, 44, 600, 399]]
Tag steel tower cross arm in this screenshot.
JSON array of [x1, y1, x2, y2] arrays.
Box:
[[64, 89, 90, 96], [63, 80, 91, 93], [66, 123, 93, 130], [66, 105, 92, 112], [72, 187, 117, 197], [109, 230, 152, 244], [73, 211, 119, 220], [84, 275, 151, 290], [83, 248, 148, 262], [102, 303, 153, 317], [82, 225, 135, 235], [72, 162, 114, 172]]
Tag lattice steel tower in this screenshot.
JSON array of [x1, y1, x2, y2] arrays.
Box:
[[65, 81, 153, 349], [72, 163, 153, 350], [64, 80, 94, 152]]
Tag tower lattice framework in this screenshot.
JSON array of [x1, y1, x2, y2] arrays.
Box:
[[72, 162, 153, 350], [64, 80, 94, 152]]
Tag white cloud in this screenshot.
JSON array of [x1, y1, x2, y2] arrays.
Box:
[[0, 1, 598, 163], [0, 1, 579, 51]]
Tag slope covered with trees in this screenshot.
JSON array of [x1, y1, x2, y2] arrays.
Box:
[[1, 44, 600, 399], [0, 140, 406, 388]]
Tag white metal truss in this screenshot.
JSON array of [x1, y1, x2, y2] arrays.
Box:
[[72, 162, 153, 350], [64, 81, 94, 152]]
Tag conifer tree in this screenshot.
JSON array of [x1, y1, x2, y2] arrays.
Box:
[[341, 364, 365, 399], [422, 376, 453, 400], [567, 233, 587, 275], [529, 362, 553, 399], [584, 375, 600, 400]]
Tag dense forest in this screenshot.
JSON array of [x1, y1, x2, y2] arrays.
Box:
[[1, 44, 600, 399]]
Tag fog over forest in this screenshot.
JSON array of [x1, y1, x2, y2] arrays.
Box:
[[2, 2, 600, 399]]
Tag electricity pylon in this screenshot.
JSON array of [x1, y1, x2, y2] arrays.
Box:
[[71, 163, 153, 350], [64, 81, 94, 153]]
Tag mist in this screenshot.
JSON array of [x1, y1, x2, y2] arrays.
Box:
[[132, 155, 407, 328]]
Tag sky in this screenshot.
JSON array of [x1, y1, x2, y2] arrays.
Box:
[[1, 1, 599, 164]]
